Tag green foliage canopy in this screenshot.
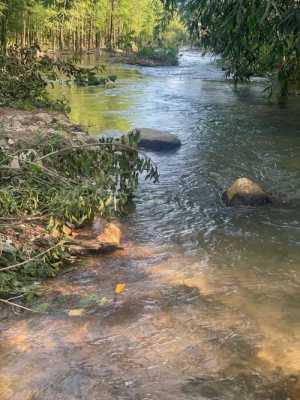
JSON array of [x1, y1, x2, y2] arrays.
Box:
[[0, 44, 108, 109], [0, 0, 180, 52], [0, 131, 159, 296], [163, 0, 300, 97]]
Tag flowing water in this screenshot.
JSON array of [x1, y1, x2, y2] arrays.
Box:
[[1, 51, 300, 399]]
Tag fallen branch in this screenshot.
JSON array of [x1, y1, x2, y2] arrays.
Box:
[[0, 298, 39, 313], [0, 163, 74, 186], [0, 216, 45, 221], [0, 219, 46, 228], [0, 242, 63, 272], [37, 141, 157, 168], [7, 293, 26, 301]]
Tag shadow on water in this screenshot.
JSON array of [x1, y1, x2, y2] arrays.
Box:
[[1, 50, 300, 399]]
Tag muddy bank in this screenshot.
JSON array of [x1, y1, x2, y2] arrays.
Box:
[[0, 107, 88, 145]]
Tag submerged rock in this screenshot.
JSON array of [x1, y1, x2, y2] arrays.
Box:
[[133, 128, 181, 151], [222, 178, 272, 207]]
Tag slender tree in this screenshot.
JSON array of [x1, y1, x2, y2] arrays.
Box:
[[0, 0, 170, 52]]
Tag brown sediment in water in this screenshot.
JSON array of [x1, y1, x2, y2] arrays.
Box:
[[2, 50, 300, 400], [150, 257, 300, 374], [0, 236, 299, 400]]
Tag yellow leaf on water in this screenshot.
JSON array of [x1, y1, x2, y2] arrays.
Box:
[[115, 283, 126, 294], [68, 309, 84, 317]]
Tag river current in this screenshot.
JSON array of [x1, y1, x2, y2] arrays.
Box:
[[1, 50, 300, 399]]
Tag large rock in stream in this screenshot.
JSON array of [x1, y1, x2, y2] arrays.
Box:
[[66, 219, 123, 256], [222, 178, 272, 207], [132, 128, 181, 151]]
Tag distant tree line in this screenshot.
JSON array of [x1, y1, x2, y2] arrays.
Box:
[[0, 0, 184, 53]]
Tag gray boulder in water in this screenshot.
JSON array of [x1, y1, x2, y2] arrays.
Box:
[[222, 178, 272, 207], [133, 128, 181, 151]]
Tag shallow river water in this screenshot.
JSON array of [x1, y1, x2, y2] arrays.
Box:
[[1, 51, 300, 399]]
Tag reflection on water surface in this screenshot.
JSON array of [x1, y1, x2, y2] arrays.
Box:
[[1, 50, 300, 399]]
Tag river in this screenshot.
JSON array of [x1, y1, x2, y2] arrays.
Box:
[[1, 50, 300, 399]]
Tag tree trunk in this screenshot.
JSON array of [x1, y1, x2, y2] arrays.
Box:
[[108, 0, 116, 49], [0, 14, 8, 53]]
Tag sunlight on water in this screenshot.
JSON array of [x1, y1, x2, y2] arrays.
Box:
[[2, 50, 300, 399], [50, 65, 144, 134]]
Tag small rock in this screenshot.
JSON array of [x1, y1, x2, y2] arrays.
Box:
[[222, 178, 272, 207], [97, 222, 122, 246], [132, 128, 181, 151], [68, 309, 84, 317], [66, 219, 122, 256]]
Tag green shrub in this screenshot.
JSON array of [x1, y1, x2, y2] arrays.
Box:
[[0, 131, 158, 226], [0, 240, 67, 298], [137, 45, 178, 65], [0, 45, 109, 110], [0, 131, 158, 297]]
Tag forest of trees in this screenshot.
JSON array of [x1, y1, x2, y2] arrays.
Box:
[[0, 1, 299, 97], [0, 0, 184, 53]]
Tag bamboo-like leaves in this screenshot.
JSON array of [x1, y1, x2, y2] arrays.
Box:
[[163, 0, 300, 100]]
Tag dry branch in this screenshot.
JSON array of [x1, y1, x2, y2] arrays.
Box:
[[0, 242, 63, 272]]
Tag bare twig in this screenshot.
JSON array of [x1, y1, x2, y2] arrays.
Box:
[[0, 242, 63, 272], [28, 161, 76, 186], [0, 139, 158, 172], [0, 162, 75, 186], [37, 141, 157, 167], [0, 298, 38, 313], [0, 216, 45, 221], [7, 293, 26, 301]]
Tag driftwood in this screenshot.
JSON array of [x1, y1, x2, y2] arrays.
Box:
[[65, 238, 123, 256], [0, 298, 39, 313]]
